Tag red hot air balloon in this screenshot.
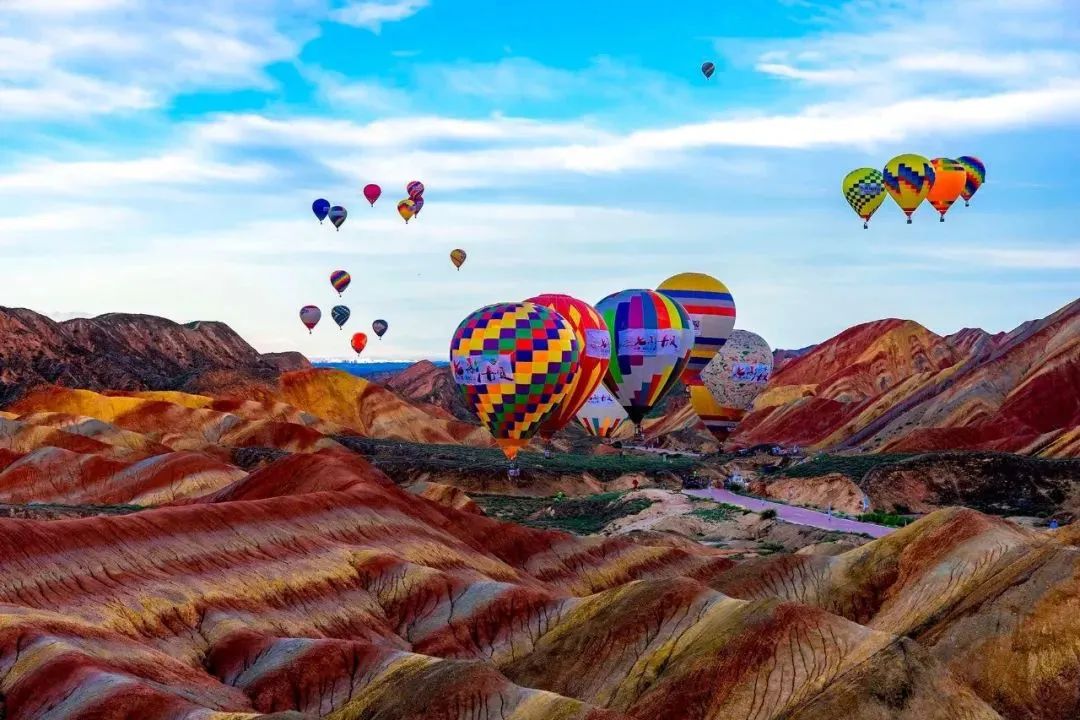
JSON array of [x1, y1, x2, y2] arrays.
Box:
[[351, 332, 368, 356], [363, 184, 382, 206]]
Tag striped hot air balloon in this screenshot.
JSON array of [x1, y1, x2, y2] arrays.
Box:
[[596, 289, 695, 432], [526, 293, 610, 440], [330, 270, 351, 296], [576, 385, 628, 439], [956, 155, 986, 206]]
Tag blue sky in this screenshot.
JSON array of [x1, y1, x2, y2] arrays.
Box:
[[0, 0, 1077, 360]]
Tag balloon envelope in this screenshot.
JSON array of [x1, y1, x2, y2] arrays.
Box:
[[407, 181, 425, 199], [596, 289, 695, 428], [397, 199, 415, 223], [927, 158, 967, 221], [841, 168, 887, 228], [526, 294, 610, 439], [883, 154, 934, 223], [450, 302, 580, 461], [363, 184, 382, 206], [299, 305, 321, 333], [956, 156, 986, 205], [656, 273, 735, 386], [372, 319, 388, 338], [312, 199, 330, 222], [412, 196, 424, 216], [701, 329, 773, 435], [331, 305, 350, 329], [329, 206, 348, 229], [450, 249, 467, 269], [576, 385, 628, 439], [701, 61, 715, 79], [330, 270, 351, 295], [351, 332, 368, 355]]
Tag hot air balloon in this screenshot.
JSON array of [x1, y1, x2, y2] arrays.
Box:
[[576, 385, 628, 440], [701, 61, 715, 79], [397, 199, 415, 223], [450, 249, 466, 270], [526, 294, 610, 440], [312, 199, 330, 223], [450, 302, 580, 463], [299, 305, 321, 334], [330, 270, 351, 295], [883, 154, 934, 224], [407, 181, 425, 199], [372, 319, 388, 338], [351, 332, 368, 356], [841, 168, 887, 229], [700, 329, 772, 438], [363, 183, 382, 206], [927, 158, 967, 222], [596, 289, 695, 435], [411, 195, 424, 216], [331, 305, 350, 330], [328, 205, 348, 230], [956, 155, 986, 206]]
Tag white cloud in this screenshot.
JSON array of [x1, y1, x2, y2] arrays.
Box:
[[331, 0, 429, 33]]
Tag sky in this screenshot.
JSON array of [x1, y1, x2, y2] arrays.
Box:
[[0, 0, 1077, 361]]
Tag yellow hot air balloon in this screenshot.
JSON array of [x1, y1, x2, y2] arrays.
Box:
[[397, 198, 415, 223], [841, 168, 887, 229], [883, 154, 935, 224], [450, 248, 466, 270]]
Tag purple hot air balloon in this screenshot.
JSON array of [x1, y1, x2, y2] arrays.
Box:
[[407, 180, 425, 200], [312, 199, 330, 223]]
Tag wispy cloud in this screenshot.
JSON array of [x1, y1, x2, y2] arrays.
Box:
[[899, 245, 1080, 269], [331, 0, 429, 33]]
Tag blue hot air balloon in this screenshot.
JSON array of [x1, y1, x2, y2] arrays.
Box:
[[331, 305, 351, 330], [312, 199, 331, 223]]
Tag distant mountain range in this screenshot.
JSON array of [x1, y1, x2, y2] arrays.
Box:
[[312, 360, 449, 379]]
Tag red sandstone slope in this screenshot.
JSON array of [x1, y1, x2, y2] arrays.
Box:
[[732, 298, 1079, 456]]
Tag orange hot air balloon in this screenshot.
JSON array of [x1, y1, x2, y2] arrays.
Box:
[[927, 157, 967, 222], [350, 332, 368, 356], [450, 249, 466, 270]]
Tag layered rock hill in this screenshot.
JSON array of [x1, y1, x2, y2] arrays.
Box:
[[733, 298, 1079, 456], [0, 307, 302, 404]]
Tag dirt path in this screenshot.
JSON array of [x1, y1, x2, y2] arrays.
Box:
[[685, 488, 894, 538]]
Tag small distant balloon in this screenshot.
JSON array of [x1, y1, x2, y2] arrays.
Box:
[[299, 305, 321, 334], [956, 156, 986, 207], [411, 195, 424, 216], [407, 181, 425, 199], [351, 332, 368, 356], [701, 61, 715, 79], [330, 270, 351, 295], [331, 305, 350, 329], [312, 199, 330, 223], [328, 205, 347, 230], [372, 319, 388, 338], [397, 199, 415, 224], [363, 184, 382, 207], [450, 248, 466, 270]]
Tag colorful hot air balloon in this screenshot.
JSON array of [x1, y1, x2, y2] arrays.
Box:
[[351, 332, 368, 356], [450, 302, 580, 462], [450, 249, 466, 270], [596, 289, 695, 434], [312, 199, 330, 223], [411, 195, 424, 216], [331, 305, 350, 330], [576, 385, 628, 440], [956, 155, 986, 206], [701, 62, 715, 79], [363, 183, 382, 206], [328, 205, 348, 230], [883, 154, 935, 224], [526, 294, 610, 440], [701, 329, 772, 438], [330, 270, 351, 295], [407, 181, 425, 200], [927, 158, 968, 222], [372, 319, 388, 338], [841, 168, 887, 229], [299, 305, 321, 334], [397, 199, 415, 224]]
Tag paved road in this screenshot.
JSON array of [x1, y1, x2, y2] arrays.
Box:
[[685, 488, 895, 538]]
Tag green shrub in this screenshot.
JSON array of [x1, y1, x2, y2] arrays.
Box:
[[761, 509, 778, 520], [689, 503, 748, 523]]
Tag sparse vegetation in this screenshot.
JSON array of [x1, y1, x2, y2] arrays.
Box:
[[689, 502, 749, 523], [857, 511, 915, 528], [761, 509, 778, 520], [472, 491, 654, 535], [778, 453, 918, 481], [758, 541, 785, 555]]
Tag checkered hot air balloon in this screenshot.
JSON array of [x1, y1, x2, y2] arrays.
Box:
[[841, 168, 887, 229], [450, 302, 580, 462], [596, 289, 695, 433], [526, 294, 610, 440]]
